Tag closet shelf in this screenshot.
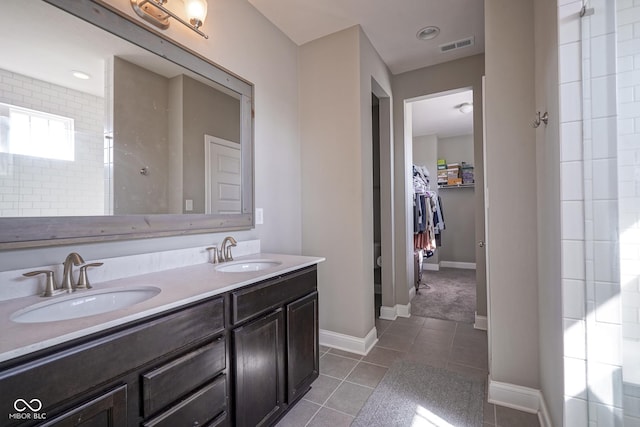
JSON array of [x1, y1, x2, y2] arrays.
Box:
[[438, 183, 475, 189]]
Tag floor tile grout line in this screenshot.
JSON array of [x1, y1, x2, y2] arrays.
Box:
[[309, 353, 363, 423]]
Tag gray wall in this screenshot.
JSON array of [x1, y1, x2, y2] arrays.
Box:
[[182, 75, 240, 214], [393, 54, 486, 315], [485, 0, 540, 390], [534, 0, 563, 424], [300, 25, 392, 339], [438, 135, 476, 264], [113, 57, 169, 214]]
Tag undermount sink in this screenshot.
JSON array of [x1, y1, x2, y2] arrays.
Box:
[[215, 259, 282, 273], [11, 286, 161, 323]]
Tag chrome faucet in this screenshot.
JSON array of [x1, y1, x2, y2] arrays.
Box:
[[219, 236, 237, 262], [61, 252, 85, 292]]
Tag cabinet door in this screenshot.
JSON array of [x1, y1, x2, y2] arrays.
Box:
[[39, 385, 127, 427], [286, 292, 319, 403], [232, 309, 285, 427]]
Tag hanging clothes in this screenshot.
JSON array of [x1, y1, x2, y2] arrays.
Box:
[[412, 165, 437, 253]]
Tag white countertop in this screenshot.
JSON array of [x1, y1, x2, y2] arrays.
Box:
[[0, 253, 324, 364]]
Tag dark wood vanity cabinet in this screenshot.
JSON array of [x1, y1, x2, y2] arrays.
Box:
[[0, 296, 228, 427], [0, 265, 318, 427], [230, 267, 319, 427]]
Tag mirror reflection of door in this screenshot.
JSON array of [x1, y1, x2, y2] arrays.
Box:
[[204, 135, 241, 215]]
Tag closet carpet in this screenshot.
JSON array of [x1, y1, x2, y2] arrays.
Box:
[[411, 268, 476, 323]]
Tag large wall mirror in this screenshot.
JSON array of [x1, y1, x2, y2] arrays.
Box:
[[0, 0, 254, 249]]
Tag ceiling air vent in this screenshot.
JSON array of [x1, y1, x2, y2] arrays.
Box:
[[439, 37, 475, 53]]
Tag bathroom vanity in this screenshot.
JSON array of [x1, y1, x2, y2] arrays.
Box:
[[0, 255, 321, 427]]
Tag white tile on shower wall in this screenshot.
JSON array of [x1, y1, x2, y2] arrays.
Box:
[[592, 75, 618, 118], [563, 239, 586, 280], [561, 161, 584, 200], [565, 357, 588, 399], [563, 201, 586, 239], [561, 121, 583, 161], [565, 398, 589, 427], [561, 82, 583, 122], [591, 0, 617, 37], [560, 42, 582, 83], [592, 158, 618, 200], [595, 282, 623, 324], [564, 279, 587, 319], [594, 241, 620, 283], [591, 34, 617, 78], [618, 4, 640, 26], [592, 117, 617, 159], [565, 318, 587, 359], [559, 1, 583, 45], [593, 200, 619, 241], [589, 401, 625, 427], [587, 362, 624, 407]]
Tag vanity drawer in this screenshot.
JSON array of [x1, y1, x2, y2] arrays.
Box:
[[0, 296, 225, 420], [231, 267, 317, 325], [142, 376, 227, 427], [142, 337, 226, 417]]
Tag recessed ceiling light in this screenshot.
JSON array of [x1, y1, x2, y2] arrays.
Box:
[[455, 102, 473, 114], [71, 70, 91, 80], [416, 26, 440, 41]]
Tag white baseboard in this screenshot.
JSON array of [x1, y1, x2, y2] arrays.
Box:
[[440, 261, 476, 269], [379, 303, 412, 320], [319, 326, 378, 355], [397, 302, 411, 318], [379, 305, 397, 320], [409, 286, 416, 300], [423, 263, 440, 271], [488, 378, 552, 427], [538, 394, 552, 427], [474, 313, 487, 330]]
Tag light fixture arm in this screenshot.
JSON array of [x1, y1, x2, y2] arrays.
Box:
[[131, 0, 209, 39]]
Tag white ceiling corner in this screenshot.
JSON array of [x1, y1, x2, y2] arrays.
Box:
[[247, 0, 485, 75]]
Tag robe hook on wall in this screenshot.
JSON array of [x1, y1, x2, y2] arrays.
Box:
[[532, 111, 549, 128]]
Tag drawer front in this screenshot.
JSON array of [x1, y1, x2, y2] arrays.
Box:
[[142, 337, 226, 417], [142, 376, 227, 427], [231, 267, 317, 325], [0, 296, 224, 421]]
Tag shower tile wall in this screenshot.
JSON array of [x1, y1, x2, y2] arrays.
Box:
[[559, 0, 625, 425], [618, 0, 640, 425], [0, 69, 104, 216]]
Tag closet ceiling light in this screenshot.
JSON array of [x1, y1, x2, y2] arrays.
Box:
[[416, 26, 440, 41]]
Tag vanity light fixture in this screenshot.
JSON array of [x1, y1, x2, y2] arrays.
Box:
[[456, 102, 473, 114], [130, 0, 209, 39]]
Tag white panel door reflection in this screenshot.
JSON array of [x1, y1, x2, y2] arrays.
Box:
[[205, 135, 241, 214]]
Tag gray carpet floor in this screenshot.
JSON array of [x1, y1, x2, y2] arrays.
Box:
[[411, 268, 476, 323], [352, 359, 484, 427]]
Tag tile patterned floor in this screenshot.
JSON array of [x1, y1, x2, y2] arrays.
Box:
[[276, 315, 541, 427]]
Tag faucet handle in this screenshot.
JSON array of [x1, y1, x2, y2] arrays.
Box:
[[206, 246, 220, 264], [76, 263, 103, 290], [23, 270, 57, 297]]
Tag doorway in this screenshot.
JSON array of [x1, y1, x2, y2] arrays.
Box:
[[405, 87, 486, 327]]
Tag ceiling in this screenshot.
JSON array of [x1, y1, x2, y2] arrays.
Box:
[[247, 0, 485, 75], [247, 0, 483, 138], [412, 90, 473, 138]]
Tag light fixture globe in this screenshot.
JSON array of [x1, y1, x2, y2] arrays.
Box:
[[184, 0, 208, 28]]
